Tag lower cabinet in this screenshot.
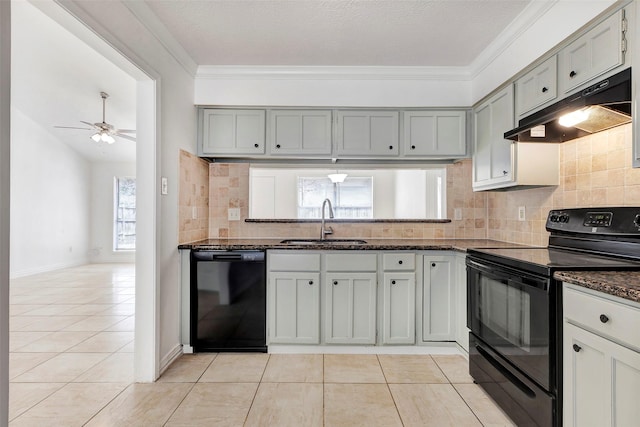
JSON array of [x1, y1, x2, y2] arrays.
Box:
[[325, 273, 377, 344], [563, 283, 640, 427], [268, 272, 320, 344], [422, 255, 455, 341], [382, 272, 416, 344]]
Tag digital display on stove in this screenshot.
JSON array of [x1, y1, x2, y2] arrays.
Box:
[[583, 211, 613, 227]]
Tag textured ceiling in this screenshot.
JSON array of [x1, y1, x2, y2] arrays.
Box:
[[145, 0, 532, 66]]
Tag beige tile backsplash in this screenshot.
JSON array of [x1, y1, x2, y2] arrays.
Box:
[[178, 123, 638, 245]]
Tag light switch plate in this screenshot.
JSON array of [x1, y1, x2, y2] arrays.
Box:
[[192, 207, 197, 219], [228, 208, 240, 221], [161, 177, 168, 195], [518, 206, 526, 221], [454, 208, 462, 221]]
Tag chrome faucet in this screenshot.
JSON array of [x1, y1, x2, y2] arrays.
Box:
[[320, 198, 334, 240]]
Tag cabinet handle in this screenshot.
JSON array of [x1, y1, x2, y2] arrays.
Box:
[[599, 314, 610, 323], [254, 143, 259, 148], [308, 280, 313, 285], [333, 280, 338, 286], [398, 260, 403, 265], [541, 87, 548, 93], [276, 144, 281, 149], [573, 344, 582, 352], [391, 280, 396, 285], [569, 70, 577, 78], [411, 145, 416, 150], [431, 263, 436, 267]]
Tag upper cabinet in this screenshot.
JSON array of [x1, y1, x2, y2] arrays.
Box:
[[268, 110, 332, 156], [199, 109, 265, 156], [559, 10, 625, 94], [402, 111, 466, 157], [336, 111, 400, 157], [515, 56, 558, 119]]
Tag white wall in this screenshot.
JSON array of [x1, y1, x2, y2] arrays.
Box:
[[10, 107, 90, 277], [90, 162, 136, 263]]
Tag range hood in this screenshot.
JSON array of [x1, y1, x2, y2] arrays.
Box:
[[505, 67, 631, 143]]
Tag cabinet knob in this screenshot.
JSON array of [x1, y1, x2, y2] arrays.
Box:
[[541, 87, 548, 93], [573, 344, 582, 352], [308, 280, 313, 285], [569, 70, 577, 78], [599, 314, 609, 323], [276, 144, 281, 149], [254, 143, 259, 148], [391, 280, 396, 285], [503, 170, 508, 175], [333, 280, 338, 286], [398, 260, 403, 265], [431, 263, 436, 267], [411, 145, 416, 150], [389, 145, 394, 150]]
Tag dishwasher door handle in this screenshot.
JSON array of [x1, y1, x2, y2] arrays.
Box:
[[192, 251, 243, 261]]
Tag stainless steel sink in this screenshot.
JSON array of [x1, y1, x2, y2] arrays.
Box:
[[280, 239, 367, 245]]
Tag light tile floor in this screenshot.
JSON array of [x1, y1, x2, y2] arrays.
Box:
[[8, 264, 515, 426]]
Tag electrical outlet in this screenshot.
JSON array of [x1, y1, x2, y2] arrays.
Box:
[[228, 208, 240, 221], [161, 177, 168, 195], [192, 206, 197, 219], [454, 208, 462, 221], [518, 206, 526, 221]]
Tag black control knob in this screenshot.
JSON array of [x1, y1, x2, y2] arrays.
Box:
[[573, 344, 582, 352], [600, 314, 609, 323], [634, 214, 640, 228], [560, 215, 569, 223], [569, 70, 577, 78], [550, 215, 559, 222]]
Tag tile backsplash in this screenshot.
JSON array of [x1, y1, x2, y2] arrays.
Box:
[[178, 123, 638, 245]]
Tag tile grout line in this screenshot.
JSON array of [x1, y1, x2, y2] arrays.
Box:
[[162, 381, 198, 426], [242, 353, 270, 426], [376, 354, 406, 427]]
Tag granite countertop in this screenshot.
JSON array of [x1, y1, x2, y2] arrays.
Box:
[[555, 271, 640, 304], [178, 238, 527, 252]]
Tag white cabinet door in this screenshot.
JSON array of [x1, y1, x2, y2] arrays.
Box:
[[454, 253, 469, 352], [268, 272, 320, 344], [560, 10, 624, 94], [515, 55, 557, 118], [563, 322, 640, 427], [325, 273, 377, 344], [200, 109, 266, 155], [382, 272, 415, 344], [472, 85, 515, 190], [336, 111, 399, 157], [403, 111, 466, 157], [269, 110, 332, 156], [422, 256, 455, 341]]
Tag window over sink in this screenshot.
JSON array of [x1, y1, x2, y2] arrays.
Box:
[[249, 166, 446, 220]]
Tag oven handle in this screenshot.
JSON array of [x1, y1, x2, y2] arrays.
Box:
[[466, 258, 549, 291], [475, 344, 537, 399]]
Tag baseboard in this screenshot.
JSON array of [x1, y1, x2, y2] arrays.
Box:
[[10, 258, 88, 279], [267, 344, 463, 355], [159, 344, 183, 376]]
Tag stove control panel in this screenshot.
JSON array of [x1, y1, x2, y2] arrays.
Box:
[[547, 207, 640, 235]]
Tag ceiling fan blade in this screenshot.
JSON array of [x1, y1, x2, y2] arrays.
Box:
[[54, 126, 93, 130], [80, 120, 99, 129], [115, 129, 136, 134], [115, 133, 136, 142]]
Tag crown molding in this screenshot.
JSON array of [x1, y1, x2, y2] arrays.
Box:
[[196, 65, 472, 81], [122, 0, 198, 77]]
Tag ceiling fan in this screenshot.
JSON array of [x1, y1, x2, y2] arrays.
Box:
[[54, 91, 136, 144]]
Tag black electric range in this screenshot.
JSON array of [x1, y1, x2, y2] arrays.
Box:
[[466, 207, 640, 427]]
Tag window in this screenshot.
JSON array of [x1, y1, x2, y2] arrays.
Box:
[[114, 177, 136, 251], [298, 176, 373, 219]]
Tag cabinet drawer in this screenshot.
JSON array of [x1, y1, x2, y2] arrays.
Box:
[[383, 253, 415, 270], [325, 253, 377, 271], [269, 253, 320, 271], [564, 285, 640, 351]]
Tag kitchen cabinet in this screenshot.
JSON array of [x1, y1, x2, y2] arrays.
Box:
[[563, 283, 640, 427], [454, 253, 469, 352], [325, 253, 377, 344], [267, 253, 321, 344], [559, 10, 625, 94], [402, 110, 466, 157], [422, 255, 455, 341], [268, 110, 332, 156], [381, 253, 416, 345], [472, 85, 515, 190], [335, 110, 399, 157], [515, 56, 557, 118], [199, 109, 266, 156]]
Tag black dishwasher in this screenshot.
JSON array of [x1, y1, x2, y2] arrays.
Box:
[[190, 250, 266, 352]]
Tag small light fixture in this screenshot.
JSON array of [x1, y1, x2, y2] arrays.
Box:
[[559, 107, 591, 127], [91, 131, 115, 144], [328, 172, 347, 183]]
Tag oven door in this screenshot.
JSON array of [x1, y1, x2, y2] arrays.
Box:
[[467, 256, 551, 390]]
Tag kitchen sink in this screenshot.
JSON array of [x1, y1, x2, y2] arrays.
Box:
[[280, 239, 368, 245]]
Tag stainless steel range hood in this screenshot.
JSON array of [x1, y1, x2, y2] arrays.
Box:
[[504, 67, 631, 143]]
